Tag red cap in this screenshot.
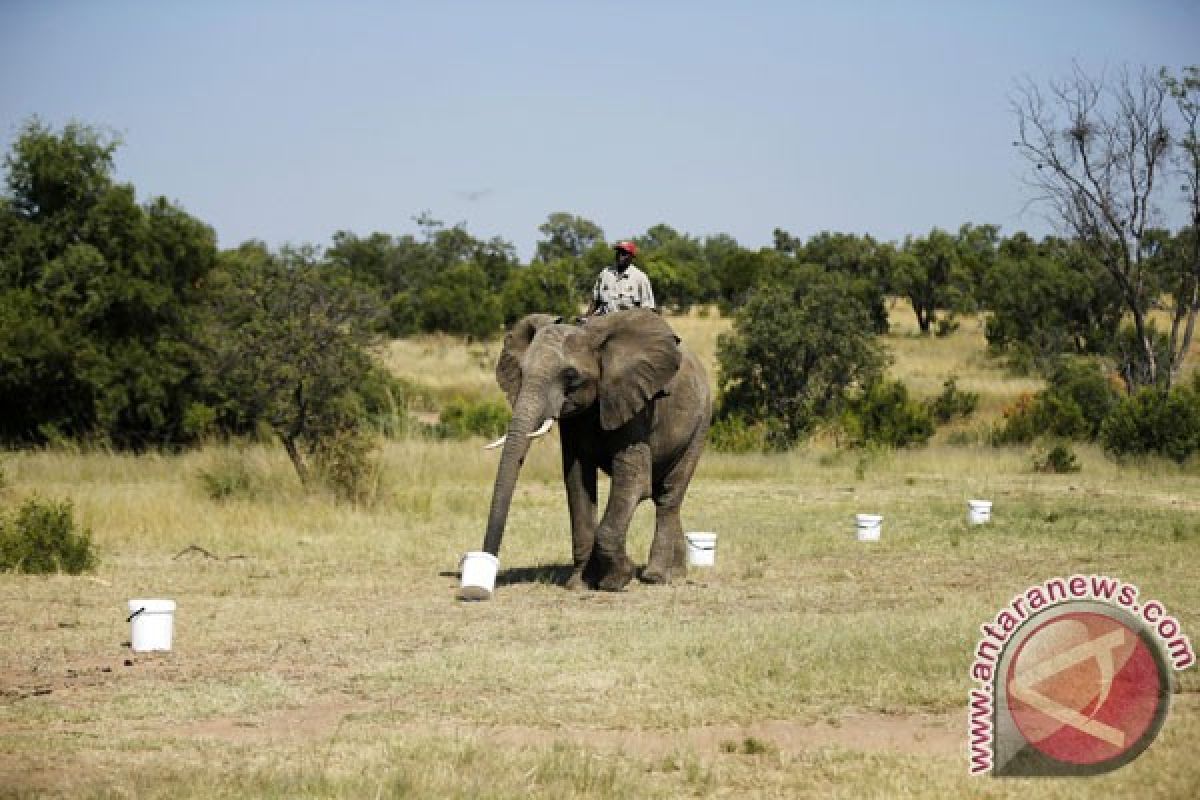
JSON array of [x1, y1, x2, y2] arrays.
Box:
[[614, 240, 638, 257]]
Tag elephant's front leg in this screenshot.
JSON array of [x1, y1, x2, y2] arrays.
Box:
[[590, 443, 652, 591], [562, 447, 598, 591]]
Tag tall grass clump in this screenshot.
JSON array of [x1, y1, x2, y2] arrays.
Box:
[[707, 414, 784, 453], [312, 425, 384, 504], [197, 453, 262, 501], [434, 396, 511, 440], [1032, 442, 1082, 473], [0, 496, 96, 574], [927, 377, 979, 423]]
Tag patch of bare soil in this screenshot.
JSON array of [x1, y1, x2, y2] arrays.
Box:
[[175, 702, 964, 757], [171, 693, 1200, 758], [479, 712, 963, 757]]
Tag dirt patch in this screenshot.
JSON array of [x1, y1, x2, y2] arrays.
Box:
[[171, 693, 1200, 758], [172, 701, 963, 757], [477, 712, 962, 757], [178, 697, 376, 743]]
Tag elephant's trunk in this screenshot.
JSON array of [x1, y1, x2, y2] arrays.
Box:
[[481, 392, 549, 556]]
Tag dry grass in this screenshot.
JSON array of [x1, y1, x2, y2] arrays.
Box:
[[1, 309, 1199, 798], [379, 335, 505, 409], [884, 301, 1043, 419]]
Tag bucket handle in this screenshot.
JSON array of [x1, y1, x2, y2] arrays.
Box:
[[126, 607, 146, 623]]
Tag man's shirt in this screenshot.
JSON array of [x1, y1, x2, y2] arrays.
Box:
[[592, 265, 655, 314]]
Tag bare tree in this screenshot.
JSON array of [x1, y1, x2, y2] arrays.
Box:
[[1012, 64, 1200, 389], [1163, 67, 1200, 389]]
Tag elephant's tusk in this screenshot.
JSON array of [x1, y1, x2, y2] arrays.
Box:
[[527, 418, 555, 439], [483, 418, 553, 450]]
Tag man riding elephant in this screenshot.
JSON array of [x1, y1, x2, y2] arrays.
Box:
[[585, 240, 656, 316]]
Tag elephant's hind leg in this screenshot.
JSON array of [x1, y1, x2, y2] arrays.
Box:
[[642, 503, 686, 585], [643, 429, 707, 585]]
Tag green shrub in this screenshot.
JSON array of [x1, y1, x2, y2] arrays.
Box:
[[198, 455, 260, 501], [993, 359, 1120, 444], [0, 497, 96, 574], [181, 403, 218, 439], [1033, 442, 1082, 473], [358, 367, 411, 438], [927, 377, 979, 423], [716, 268, 887, 448], [1100, 375, 1200, 463], [842, 379, 935, 448], [707, 414, 785, 453], [436, 397, 511, 440], [313, 425, 383, 505]]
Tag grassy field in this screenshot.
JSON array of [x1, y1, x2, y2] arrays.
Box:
[[1, 307, 1198, 798]]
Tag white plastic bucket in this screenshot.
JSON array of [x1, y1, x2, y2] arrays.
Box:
[[855, 514, 883, 542], [967, 499, 993, 525], [458, 551, 499, 600], [684, 532, 718, 567], [127, 598, 175, 652]]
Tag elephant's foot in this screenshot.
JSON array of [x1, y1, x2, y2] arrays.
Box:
[[582, 555, 606, 587], [595, 553, 636, 592], [640, 562, 685, 585], [565, 570, 588, 591]]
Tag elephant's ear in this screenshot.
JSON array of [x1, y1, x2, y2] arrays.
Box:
[[496, 314, 559, 407], [589, 310, 682, 430]]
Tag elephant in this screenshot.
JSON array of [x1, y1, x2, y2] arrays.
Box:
[[472, 309, 711, 594]]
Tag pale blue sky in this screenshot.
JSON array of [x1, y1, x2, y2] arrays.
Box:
[[2, 1, 1197, 259]]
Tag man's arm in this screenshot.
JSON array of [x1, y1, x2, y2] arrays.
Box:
[[640, 271, 656, 310], [585, 273, 602, 316]]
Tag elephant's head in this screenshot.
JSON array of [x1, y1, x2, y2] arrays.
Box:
[[480, 310, 682, 556]]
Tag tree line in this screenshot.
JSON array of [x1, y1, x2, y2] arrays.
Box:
[[1, 64, 1197, 469]]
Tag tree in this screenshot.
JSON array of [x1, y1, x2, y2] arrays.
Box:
[[984, 235, 1124, 365], [533, 213, 605, 310], [706, 238, 775, 312], [3, 118, 118, 250], [1162, 67, 1200, 379], [893, 228, 970, 334], [955, 223, 1001, 306], [329, 219, 519, 337], [326, 230, 399, 294], [635, 224, 709, 311], [415, 261, 503, 339], [1012, 64, 1200, 388], [535, 212, 604, 262], [198, 244, 382, 485], [500, 260, 579, 325], [789, 231, 892, 333], [716, 267, 887, 447], [0, 118, 217, 447]]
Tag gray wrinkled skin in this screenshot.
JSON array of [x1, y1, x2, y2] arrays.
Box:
[[480, 310, 712, 592]]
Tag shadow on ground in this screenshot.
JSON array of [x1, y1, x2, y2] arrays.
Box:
[[438, 564, 575, 587], [497, 564, 575, 587]]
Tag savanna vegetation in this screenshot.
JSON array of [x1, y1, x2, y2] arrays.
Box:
[[1, 305, 1198, 798], [1, 64, 1199, 798]]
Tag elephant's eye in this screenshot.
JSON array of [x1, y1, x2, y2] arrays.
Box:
[[563, 367, 583, 388]]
